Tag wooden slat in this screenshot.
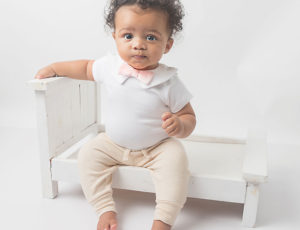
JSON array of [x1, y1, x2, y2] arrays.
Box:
[[52, 157, 246, 203], [29, 77, 98, 158], [51, 139, 247, 204], [185, 135, 246, 144], [188, 175, 246, 203], [182, 140, 245, 180], [28, 77, 64, 91]]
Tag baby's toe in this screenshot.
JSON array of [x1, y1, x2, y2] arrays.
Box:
[[103, 223, 110, 230], [110, 223, 117, 230]]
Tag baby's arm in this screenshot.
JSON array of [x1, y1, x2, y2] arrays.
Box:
[[161, 103, 196, 138], [35, 60, 95, 81]]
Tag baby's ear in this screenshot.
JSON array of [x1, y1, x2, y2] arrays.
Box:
[[164, 38, 174, 54]]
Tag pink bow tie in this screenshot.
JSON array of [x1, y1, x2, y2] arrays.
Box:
[[118, 63, 154, 85]]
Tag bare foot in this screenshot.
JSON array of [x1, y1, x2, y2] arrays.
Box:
[[97, 211, 118, 230], [151, 220, 171, 230]]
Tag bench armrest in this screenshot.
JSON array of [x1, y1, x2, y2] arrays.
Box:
[[243, 127, 268, 184], [28, 77, 99, 158], [28, 77, 66, 91]]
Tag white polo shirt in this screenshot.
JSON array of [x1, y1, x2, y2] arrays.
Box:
[[93, 54, 192, 150]]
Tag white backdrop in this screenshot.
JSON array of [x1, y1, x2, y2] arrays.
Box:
[[0, 0, 299, 144]]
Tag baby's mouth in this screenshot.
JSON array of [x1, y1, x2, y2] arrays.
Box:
[[133, 55, 147, 59]]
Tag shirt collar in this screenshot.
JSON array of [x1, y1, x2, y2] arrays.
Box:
[[113, 54, 177, 88]]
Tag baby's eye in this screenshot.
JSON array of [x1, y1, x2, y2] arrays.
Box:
[[124, 34, 133, 40], [146, 35, 157, 41]]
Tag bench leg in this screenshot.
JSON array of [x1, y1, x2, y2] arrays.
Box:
[[34, 90, 59, 199], [242, 183, 260, 227], [40, 160, 58, 199]]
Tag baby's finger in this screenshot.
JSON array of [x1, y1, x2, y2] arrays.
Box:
[[35, 74, 45, 79], [35, 71, 55, 79], [167, 125, 178, 136], [34, 73, 46, 79], [34, 66, 56, 79], [161, 112, 172, 121], [162, 118, 174, 129]]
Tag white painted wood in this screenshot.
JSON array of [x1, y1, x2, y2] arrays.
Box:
[[182, 139, 247, 203], [29, 77, 268, 227], [185, 134, 246, 144], [29, 78, 98, 158], [51, 133, 97, 183], [29, 77, 64, 91], [242, 183, 260, 227], [51, 138, 247, 203], [34, 90, 58, 198], [182, 141, 245, 180], [29, 77, 99, 198], [243, 127, 268, 184]]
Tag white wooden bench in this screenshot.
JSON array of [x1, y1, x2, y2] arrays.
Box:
[[29, 77, 268, 228]]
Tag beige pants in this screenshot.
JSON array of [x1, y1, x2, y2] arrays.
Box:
[[77, 133, 190, 226]]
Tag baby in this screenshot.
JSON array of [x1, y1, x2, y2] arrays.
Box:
[[35, 0, 196, 229]]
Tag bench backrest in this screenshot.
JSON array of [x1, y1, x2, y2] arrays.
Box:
[[30, 77, 99, 158]]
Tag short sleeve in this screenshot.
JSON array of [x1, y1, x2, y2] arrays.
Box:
[[92, 55, 112, 83], [160, 75, 193, 113]]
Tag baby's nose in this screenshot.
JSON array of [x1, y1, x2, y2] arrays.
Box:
[[133, 37, 146, 50]]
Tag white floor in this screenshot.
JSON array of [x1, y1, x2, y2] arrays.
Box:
[[0, 127, 299, 230]]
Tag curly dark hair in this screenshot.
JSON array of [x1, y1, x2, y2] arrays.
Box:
[[105, 0, 185, 37]]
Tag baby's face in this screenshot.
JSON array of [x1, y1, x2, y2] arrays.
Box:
[[113, 5, 173, 70]]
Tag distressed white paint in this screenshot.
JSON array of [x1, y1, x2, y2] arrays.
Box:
[[29, 77, 268, 227], [34, 90, 58, 198], [29, 78, 98, 197], [242, 183, 260, 227]]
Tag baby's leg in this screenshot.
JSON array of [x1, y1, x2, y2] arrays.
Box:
[[146, 138, 190, 228], [78, 133, 122, 230]]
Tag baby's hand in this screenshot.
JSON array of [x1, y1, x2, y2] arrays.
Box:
[[161, 112, 184, 137], [35, 65, 56, 79]]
